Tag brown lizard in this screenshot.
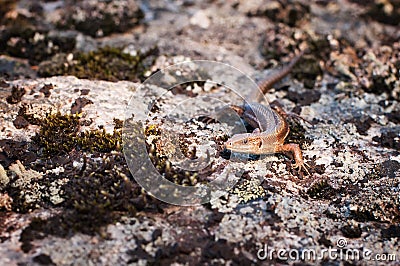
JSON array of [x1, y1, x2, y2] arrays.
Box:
[[224, 51, 310, 174]]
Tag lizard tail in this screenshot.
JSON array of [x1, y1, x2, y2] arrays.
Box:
[[254, 49, 305, 102]]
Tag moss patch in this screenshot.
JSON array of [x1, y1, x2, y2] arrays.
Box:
[[1, 111, 164, 250], [306, 179, 337, 199], [31, 112, 122, 156], [145, 124, 200, 186], [144, 124, 221, 186], [229, 178, 266, 203], [16, 149, 158, 251], [38, 46, 158, 82]]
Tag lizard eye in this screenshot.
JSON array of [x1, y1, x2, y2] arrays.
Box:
[[243, 139, 248, 144]]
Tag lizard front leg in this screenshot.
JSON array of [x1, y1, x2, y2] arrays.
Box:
[[275, 143, 310, 175]]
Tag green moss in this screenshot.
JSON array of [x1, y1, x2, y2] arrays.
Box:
[[32, 112, 122, 156], [3, 108, 164, 248], [38, 46, 158, 82], [18, 151, 147, 250], [306, 179, 337, 199], [145, 124, 206, 186], [229, 178, 266, 203], [145, 124, 161, 136], [12, 114, 158, 248]]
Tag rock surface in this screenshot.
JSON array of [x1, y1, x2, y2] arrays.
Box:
[[0, 0, 399, 265]]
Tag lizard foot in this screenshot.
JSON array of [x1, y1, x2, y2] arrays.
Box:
[[277, 143, 311, 176], [293, 161, 310, 176]]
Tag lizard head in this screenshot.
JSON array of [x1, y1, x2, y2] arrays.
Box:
[[224, 133, 263, 154]]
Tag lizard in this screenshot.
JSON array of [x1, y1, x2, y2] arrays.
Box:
[[223, 50, 310, 174]]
